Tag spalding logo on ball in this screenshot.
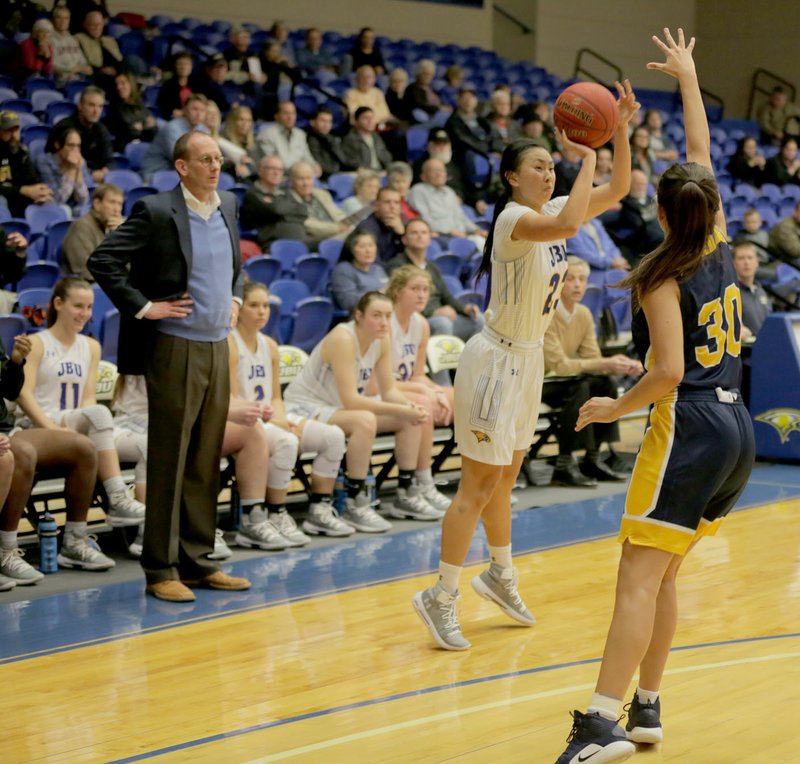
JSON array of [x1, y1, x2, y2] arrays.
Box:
[[553, 82, 619, 149]]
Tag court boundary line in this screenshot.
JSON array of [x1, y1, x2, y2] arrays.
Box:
[[106, 632, 800, 763], [2, 495, 797, 665]]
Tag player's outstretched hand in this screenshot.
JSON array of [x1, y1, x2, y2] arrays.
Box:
[[576, 396, 620, 431], [614, 79, 640, 126], [647, 27, 696, 80]]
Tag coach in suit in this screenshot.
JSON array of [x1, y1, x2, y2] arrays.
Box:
[[89, 131, 251, 602]]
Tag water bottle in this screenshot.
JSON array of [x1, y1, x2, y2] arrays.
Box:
[[38, 512, 59, 574], [365, 470, 377, 507], [332, 468, 347, 514]]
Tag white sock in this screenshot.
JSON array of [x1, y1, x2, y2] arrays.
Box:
[[588, 692, 622, 721], [64, 521, 87, 537], [438, 561, 461, 594], [0, 531, 17, 549], [488, 544, 512, 569], [636, 686, 660, 704], [103, 476, 127, 498], [415, 468, 434, 485]]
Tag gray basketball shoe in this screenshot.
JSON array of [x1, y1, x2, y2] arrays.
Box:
[[412, 581, 471, 650], [471, 563, 535, 625]]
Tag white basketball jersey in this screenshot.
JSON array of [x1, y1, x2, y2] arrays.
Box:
[[484, 197, 570, 343], [112, 374, 148, 433], [390, 311, 424, 381], [284, 321, 381, 408], [232, 329, 273, 403], [32, 330, 92, 420]]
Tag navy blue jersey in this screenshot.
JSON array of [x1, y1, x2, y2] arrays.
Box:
[[633, 231, 743, 391]]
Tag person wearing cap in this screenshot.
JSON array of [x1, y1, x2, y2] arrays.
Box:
[[141, 94, 210, 181], [59, 85, 113, 183], [341, 107, 393, 173], [18, 18, 54, 80], [256, 101, 320, 176], [189, 53, 231, 115], [0, 111, 54, 217], [404, 59, 450, 124], [444, 84, 503, 181]]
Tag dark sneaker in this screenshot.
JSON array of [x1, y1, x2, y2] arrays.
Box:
[[604, 450, 633, 473], [625, 693, 663, 744], [556, 710, 635, 764], [580, 459, 627, 482], [551, 461, 597, 488]]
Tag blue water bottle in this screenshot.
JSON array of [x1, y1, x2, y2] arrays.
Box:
[[332, 468, 347, 513], [365, 470, 377, 507], [38, 512, 59, 574]]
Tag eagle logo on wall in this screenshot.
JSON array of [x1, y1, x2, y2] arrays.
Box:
[[754, 408, 800, 444]]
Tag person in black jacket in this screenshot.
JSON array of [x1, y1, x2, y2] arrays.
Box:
[[444, 84, 503, 170], [0, 223, 28, 313], [104, 73, 157, 152], [341, 107, 392, 172], [0, 110, 53, 217], [307, 107, 351, 179], [726, 135, 765, 188]]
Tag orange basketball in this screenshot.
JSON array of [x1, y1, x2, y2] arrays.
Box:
[[553, 82, 619, 149]]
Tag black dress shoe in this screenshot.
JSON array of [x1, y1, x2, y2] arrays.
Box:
[[551, 462, 597, 488], [604, 450, 633, 473], [581, 459, 627, 482]]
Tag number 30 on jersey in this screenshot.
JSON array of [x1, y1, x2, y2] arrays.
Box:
[[696, 283, 742, 367]]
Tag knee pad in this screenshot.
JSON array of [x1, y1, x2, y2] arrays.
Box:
[[309, 423, 345, 479], [70, 405, 115, 451], [266, 427, 298, 489]]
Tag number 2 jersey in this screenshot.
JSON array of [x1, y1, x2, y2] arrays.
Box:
[[231, 328, 273, 402], [18, 329, 92, 425], [632, 230, 743, 391], [484, 197, 569, 343]]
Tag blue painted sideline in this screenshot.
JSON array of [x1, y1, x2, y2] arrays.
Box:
[[107, 630, 800, 763]]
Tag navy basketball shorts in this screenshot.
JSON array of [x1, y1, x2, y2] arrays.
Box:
[[621, 388, 755, 555]]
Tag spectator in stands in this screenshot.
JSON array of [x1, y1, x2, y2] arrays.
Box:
[[257, 101, 320, 176], [267, 20, 296, 66], [230, 282, 348, 544], [344, 27, 385, 76], [241, 155, 308, 248], [50, 4, 91, 84], [75, 9, 123, 88], [61, 85, 112, 183], [726, 135, 765, 188], [224, 27, 264, 97], [295, 27, 336, 76], [386, 67, 412, 124], [0, 110, 53, 217], [307, 107, 349, 179], [642, 109, 678, 162], [445, 84, 503, 176], [408, 158, 487, 249], [763, 136, 800, 187], [0, 332, 102, 588], [630, 125, 657, 183], [189, 53, 231, 115], [412, 128, 476, 210], [387, 160, 419, 222], [284, 291, 432, 533], [732, 241, 772, 339], [611, 168, 664, 263], [341, 168, 381, 216], [15, 278, 146, 568], [519, 112, 555, 152], [17, 18, 54, 80], [61, 182, 123, 279], [341, 106, 393, 173], [386, 217, 483, 342], [734, 208, 772, 273], [34, 122, 91, 216], [567, 217, 630, 272], [359, 186, 405, 261], [344, 66, 396, 126], [156, 51, 194, 120], [219, 105, 259, 180], [104, 73, 157, 152], [331, 229, 389, 312], [256, 39, 301, 122], [141, 94, 209, 181], [543, 257, 642, 487], [0, 223, 27, 313], [440, 65, 464, 109], [769, 200, 800, 267], [404, 59, 449, 124], [593, 146, 614, 186], [288, 160, 351, 246], [65, 0, 109, 34], [758, 86, 800, 146], [486, 87, 522, 146]]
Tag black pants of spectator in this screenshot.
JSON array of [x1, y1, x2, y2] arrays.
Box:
[[541, 374, 620, 455]]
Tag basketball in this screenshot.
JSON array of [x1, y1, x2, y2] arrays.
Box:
[[553, 82, 619, 149]]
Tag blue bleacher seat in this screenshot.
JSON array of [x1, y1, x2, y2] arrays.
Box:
[[269, 239, 310, 274], [293, 255, 330, 296], [45, 219, 72, 263], [24, 204, 71, 235], [100, 308, 120, 363], [776, 262, 800, 283], [21, 123, 51, 144], [442, 274, 462, 295], [431, 252, 463, 278], [327, 173, 354, 202], [123, 185, 157, 217], [317, 238, 344, 266], [243, 256, 282, 287], [406, 126, 429, 162], [16, 287, 51, 322], [581, 284, 604, 326], [228, 184, 249, 208], [22, 79, 56, 100], [270, 279, 311, 341], [758, 183, 782, 202], [288, 297, 334, 351], [45, 100, 77, 124], [85, 285, 115, 339], [118, 31, 147, 60], [0, 88, 18, 103], [123, 141, 151, 171], [104, 169, 144, 193], [63, 80, 89, 103], [15, 261, 60, 291], [151, 170, 180, 191], [0, 314, 29, 351], [0, 98, 33, 114], [31, 90, 64, 114], [217, 172, 236, 191], [447, 237, 478, 259]]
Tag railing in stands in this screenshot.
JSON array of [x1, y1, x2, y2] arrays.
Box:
[[572, 48, 623, 88], [748, 68, 796, 122], [492, 4, 534, 35]]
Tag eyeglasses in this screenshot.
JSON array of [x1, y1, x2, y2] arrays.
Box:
[[64, 142, 82, 148], [190, 155, 224, 167]]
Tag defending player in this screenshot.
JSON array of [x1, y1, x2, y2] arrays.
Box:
[[412, 82, 640, 651], [555, 29, 755, 763]]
